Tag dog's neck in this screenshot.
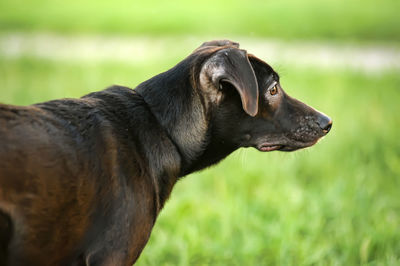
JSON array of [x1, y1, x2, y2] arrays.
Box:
[[135, 57, 236, 178]]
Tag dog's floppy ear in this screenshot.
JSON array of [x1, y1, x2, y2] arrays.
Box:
[[202, 48, 259, 116], [199, 40, 240, 49], [194, 40, 240, 53]]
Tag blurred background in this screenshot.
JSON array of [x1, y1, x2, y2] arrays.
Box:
[[1, 0, 399, 265]]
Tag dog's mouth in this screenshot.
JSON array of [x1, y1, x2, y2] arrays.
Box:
[[257, 145, 283, 152], [256, 140, 318, 152]]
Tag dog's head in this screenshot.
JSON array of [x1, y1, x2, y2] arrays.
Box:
[[193, 40, 332, 152]]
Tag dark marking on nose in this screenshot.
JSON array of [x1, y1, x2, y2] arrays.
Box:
[[317, 114, 332, 134]]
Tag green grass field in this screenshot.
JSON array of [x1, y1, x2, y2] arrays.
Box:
[[1, 56, 399, 265], [1, 0, 400, 42]]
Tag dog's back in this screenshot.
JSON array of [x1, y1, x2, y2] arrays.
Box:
[[0, 101, 97, 264], [0, 88, 161, 265]]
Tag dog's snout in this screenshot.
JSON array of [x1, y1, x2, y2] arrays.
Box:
[[317, 113, 332, 134]]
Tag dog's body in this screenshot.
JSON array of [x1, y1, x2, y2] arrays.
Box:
[[0, 41, 331, 265]]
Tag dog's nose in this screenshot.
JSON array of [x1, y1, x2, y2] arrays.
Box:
[[317, 114, 332, 134]]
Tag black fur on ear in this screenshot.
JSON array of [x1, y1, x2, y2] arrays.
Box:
[[201, 48, 259, 116]]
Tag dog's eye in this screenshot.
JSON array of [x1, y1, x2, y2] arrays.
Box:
[[270, 86, 278, 95]]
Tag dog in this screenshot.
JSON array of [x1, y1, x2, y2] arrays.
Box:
[[0, 40, 332, 265]]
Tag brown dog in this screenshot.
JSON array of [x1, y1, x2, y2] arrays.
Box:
[[0, 40, 332, 265]]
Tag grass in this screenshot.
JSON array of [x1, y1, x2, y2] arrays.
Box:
[[0, 0, 400, 42], [1, 56, 399, 265]]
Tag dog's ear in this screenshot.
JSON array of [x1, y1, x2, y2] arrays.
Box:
[[199, 40, 240, 49], [201, 48, 259, 116], [194, 40, 240, 53]]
